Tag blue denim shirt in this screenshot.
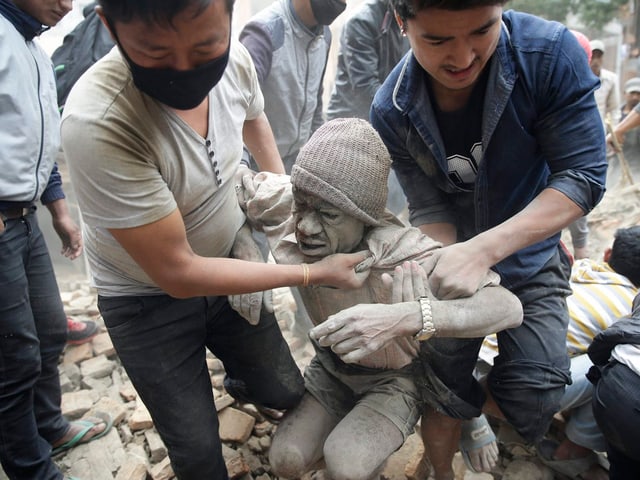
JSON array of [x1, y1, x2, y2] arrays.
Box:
[[371, 11, 607, 289]]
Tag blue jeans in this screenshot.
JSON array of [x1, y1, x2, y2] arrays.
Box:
[[421, 247, 572, 442], [592, 361, 640, 479], [0, 211, 68, 480], [98, 294, 304, 480], [561, 354, 606, 452]]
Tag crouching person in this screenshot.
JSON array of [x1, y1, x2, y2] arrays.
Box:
[[238, 118, 523, 479]]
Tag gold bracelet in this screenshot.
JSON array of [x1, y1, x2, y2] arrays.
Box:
[[301, 263, 310, 287]]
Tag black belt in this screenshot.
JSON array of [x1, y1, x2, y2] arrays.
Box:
[[1, 207, 32, 220], [0, 207, 33, 227]]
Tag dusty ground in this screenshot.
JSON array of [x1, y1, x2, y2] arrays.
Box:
[[2, 172, 637, 480]]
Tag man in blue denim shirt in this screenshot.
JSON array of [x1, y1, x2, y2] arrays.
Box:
[[365, 1, 607, 478]]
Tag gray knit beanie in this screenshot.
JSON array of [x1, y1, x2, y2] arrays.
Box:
[[291, 118, 391, 226]]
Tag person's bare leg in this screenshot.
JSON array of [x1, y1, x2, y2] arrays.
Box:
[[269, 393, 339, 479], [323, 405, 403, 480], [421, 406, 461, 480], [551, 438, 608, 480], [481, 388, 506, 422]]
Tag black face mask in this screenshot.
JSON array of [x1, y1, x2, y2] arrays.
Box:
[[309, 0, 346, 26], [123, 48, 230, 110], [109, 19, 230, 110]]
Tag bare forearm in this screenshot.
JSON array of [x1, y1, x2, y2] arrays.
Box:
[[243, 114, 284, 173], [174, 255, 307, 298], [466, 188, 583, 267], [615, 109, 640, 136], [44, 198, 72, 221], [312, 286, 523, 353]]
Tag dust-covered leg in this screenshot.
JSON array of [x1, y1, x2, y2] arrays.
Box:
[[269, 393, 340, 478], [323, 405, 404, 480]]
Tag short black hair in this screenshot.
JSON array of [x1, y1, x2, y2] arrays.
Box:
[[392, 0, 508, 22], [98, 0, 234, 26], [609, 225, 640, 287]]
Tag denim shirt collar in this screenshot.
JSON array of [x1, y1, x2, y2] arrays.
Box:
[[388, 19, 519, 178], [0, 0, 47, 40]]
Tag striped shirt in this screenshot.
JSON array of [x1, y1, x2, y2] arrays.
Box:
[[480, 259, 638, 364], [566, 259, 637, 355]]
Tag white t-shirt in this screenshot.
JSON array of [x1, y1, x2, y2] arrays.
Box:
[[62, 41, 262, 296]]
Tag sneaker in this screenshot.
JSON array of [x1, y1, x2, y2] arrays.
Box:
[[67, 317, 98, 345]]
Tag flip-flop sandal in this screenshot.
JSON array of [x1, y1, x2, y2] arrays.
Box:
[[536, 438, 599, 478], [52, 411, 114, 456], [459, 414, 498, 473]]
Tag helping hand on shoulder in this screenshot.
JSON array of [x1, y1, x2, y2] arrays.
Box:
[[422, 241, 494, 300], [310, 261, 424, 364], [310, 250, 373, 289]]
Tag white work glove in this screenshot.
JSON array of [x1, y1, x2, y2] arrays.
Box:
[[229, 221, 273, 325], [228, 289, 274, 326]]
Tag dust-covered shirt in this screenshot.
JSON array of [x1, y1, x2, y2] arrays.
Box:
[[243, 172, 442, 370]]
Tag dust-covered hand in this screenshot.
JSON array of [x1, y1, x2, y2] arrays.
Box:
[[234, 164, 257, 211], [228, 289, 273, 326], [229, 221, 273, 325], [310, 250, 373, 289], [421, 241, 493, 299], [309, 261, 425, 364]]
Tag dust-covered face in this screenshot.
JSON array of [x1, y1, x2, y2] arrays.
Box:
[[292, 188, 365, 258]]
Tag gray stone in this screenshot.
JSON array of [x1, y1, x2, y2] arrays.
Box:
[[502, 458, 554, 480], [144, 429, 167, 463], [80, 354, 117, 379], [219, 408, 256, 444], [60, 389, 99, 418]]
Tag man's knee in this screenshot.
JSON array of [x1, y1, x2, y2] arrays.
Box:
[[324, 445, 382, 480], [268, 443, 309, 479]]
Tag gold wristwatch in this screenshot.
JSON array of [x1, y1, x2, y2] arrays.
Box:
[[413, 296, 436, 341]]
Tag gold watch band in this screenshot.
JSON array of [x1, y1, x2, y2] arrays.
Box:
[[414, 296, 436, 341]]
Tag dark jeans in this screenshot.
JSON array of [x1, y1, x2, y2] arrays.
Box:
[[98, 294, 304, 480], [0, 211, 68, 480], [489, 246, 572, 442], [421, 247, 572, 442], [592, 361, 640, 479]]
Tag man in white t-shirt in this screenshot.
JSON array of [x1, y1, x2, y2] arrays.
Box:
[[60, 1, 370, 478], [590, 39, 620, 126]]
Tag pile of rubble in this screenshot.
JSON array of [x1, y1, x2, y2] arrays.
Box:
[[23, 283, 569, 480]]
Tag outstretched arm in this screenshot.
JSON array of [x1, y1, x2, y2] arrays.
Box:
[[609, 107, 640, 150], [310, 261, 522, 364], [421, 188, 584, 299], [108, 208, 371, 299]]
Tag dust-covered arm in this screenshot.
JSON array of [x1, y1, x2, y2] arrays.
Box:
[[310, 261, 523, 364]]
